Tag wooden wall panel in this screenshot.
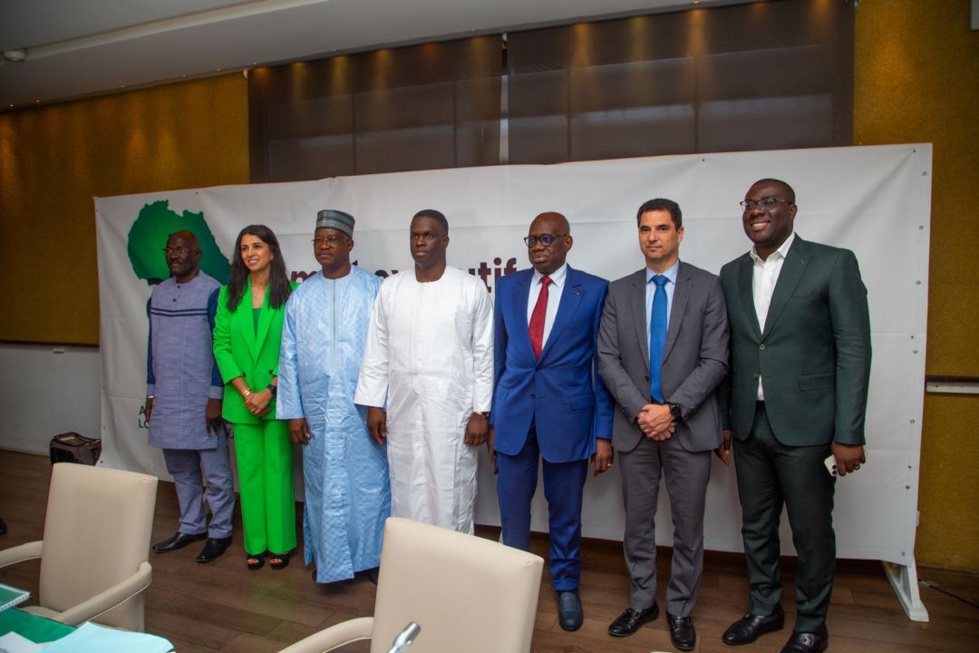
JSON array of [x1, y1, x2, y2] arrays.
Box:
[[0, 74, 249, 345], [855, 0, 979, 570]]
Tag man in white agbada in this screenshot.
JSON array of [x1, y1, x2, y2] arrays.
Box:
[[355, 209, 494, 534], [277, 209, 390, 584]]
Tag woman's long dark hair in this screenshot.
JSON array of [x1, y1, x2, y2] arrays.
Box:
[[226, 225, 292, 311]]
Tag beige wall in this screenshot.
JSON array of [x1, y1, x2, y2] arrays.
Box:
[[855, 0, 979, 570], [0, 74, 249, 344]]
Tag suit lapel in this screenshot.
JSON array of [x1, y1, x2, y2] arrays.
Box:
[[237, 277, 272, 362], [540, 266, 583, 362], [511, 271, 535, 359], [664, 263, 690, 361], [737, 256, 762, 339], [763, 237, 809, 338], [236, 278, 259, 361], [630, 269, 649, 374]]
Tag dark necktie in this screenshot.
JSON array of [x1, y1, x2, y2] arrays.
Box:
[[649, 275, 668, 402], [529, 276, 552, 359]]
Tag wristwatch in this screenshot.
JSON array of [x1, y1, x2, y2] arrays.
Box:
[[267, 384, 278, 399], [472, 411, 490, 420], [666, 402, 681, 420]]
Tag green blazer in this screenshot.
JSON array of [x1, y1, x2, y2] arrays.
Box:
[[719, 236, 872, 447], [213, 279, 296, 424]]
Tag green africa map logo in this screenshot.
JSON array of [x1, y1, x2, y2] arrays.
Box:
[[126, 200, 229, 284]]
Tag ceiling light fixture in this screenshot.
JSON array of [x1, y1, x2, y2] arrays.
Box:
[[3, 49, 27, 63]]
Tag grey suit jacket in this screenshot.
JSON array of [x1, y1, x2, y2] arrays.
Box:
[[598, 262, 729, 454]]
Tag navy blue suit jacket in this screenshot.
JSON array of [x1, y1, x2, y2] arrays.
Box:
[[492, 266, 614, 463]]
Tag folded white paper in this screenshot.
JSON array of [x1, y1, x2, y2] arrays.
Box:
[[42, 622, 172, 653]]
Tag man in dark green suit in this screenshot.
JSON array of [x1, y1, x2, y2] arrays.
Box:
[[717, 179, 871, 653]]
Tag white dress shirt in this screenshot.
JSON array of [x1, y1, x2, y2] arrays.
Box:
[[750, 232, 796, 401], [527, 263, 568, 350]]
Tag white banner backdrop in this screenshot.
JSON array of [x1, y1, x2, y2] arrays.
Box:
[[95, 144, 931, 566]]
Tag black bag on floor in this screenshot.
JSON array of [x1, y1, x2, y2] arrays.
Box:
[[49, 432, 102, 465]]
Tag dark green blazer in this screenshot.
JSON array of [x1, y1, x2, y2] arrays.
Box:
[[213, 280, 296, 424], [719, 236, 871, 447]]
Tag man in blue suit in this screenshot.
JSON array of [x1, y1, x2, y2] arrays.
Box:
[[491, 211, 614, 631]]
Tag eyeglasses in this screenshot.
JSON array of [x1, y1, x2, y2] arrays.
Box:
[[740, 197, 792, 212], [162, 246, 192, 256], [312, 236, 345, 246], [523, 234, 567, 247]]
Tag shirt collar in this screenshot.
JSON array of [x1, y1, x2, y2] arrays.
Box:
[[750, 232, 796, 264], [646, 260, 680, 285], [533, 263, 568, 288]]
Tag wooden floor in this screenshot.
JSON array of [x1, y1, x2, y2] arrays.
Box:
[[1, 451, 977, 652]]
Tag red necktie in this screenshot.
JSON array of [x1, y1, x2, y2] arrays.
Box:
[[529, 276, 552, 359]]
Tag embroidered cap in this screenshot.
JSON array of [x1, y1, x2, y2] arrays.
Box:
[[315, 209, 355, 237]]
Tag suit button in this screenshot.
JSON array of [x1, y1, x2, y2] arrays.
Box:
[[753, 373, 759, 379], [759, 344, 766, 350]]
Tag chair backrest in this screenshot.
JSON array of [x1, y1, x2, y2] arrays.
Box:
[[370, 518, 544, 653], [38, 463, 158, 630]]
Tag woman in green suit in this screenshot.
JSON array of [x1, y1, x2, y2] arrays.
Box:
[[214, 225, 296, 571]]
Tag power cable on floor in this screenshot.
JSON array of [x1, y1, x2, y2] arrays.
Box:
[[920, 580, 979, 609]]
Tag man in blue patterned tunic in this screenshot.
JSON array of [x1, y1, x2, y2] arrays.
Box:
[[146, 230, 236, 563], [277, 210, 390, 584]]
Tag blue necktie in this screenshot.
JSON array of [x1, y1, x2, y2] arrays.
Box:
[[649, 275, 668, 403]]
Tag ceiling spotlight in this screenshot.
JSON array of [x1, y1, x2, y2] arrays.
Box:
[[3, 49, 27, 63]]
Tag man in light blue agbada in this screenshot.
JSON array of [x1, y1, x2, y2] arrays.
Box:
[[277, 210, 390, 584]]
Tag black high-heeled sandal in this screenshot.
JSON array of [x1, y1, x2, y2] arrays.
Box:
[[269, 551, 291, 570], [247, 551, 268, 571]]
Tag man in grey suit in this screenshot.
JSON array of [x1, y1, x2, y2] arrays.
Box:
[[718, 179, 870, 653], [598, 198, 729, 650]]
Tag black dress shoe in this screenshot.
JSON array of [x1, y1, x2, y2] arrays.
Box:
[[152, 531, 207, 553], [196, 536, 232, 563], [780, 630, 828, 653], [722, 605, 785, 645], [0, 518, 7, 535], [557, 590, 583, 631], [607, 603, 659, 637], [667, 613, 697, 651]]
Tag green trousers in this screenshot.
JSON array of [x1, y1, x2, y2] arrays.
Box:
[[734, 402, 836, 633], [232, 420, 297, 556]]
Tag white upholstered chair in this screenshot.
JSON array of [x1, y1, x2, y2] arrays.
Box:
[[279, 517, 545, 653], [0, 462, 158, 631]]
